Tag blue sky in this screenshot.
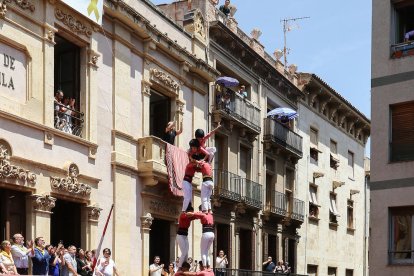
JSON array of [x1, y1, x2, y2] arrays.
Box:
[[151, 0, 372, 153]]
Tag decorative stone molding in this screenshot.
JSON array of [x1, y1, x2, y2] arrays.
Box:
[[137, 136, 167, 186], [234, 202, 246, 215], [0, 2, 7, 19], [44, 131, 54, 146], [230, 211, 236, 222], [141, 81, 151, 97], [141, 213, 154, 230], [89, 146, 97, 159], [250, 28, 262, 40], [149, 68, 180, 94], [86, 204, 102, 221], [4, 0, 35, 12], [50, 163, 92, 196], [88, 49, 100, 68], [55, 8, 92, 38], [0, 140, 37, 185], [32, 194, 56, 213], [176, 99, 185, 114], [313, 172, 324, 179], [149, 199, 179, 217], [183, 9, 206, 41]]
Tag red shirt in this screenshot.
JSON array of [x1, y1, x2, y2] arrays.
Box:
[[178, 213, 196, 229], [199, 130, 215, 148], [193, 212, 214, 225]]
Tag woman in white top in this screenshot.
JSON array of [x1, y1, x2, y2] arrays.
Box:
[[215, 250, 228, 276], [0, 240, 18, 275], [95, 248, 119, 276]]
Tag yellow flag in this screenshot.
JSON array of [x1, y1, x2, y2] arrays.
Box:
[[87, 0, 100, 22]]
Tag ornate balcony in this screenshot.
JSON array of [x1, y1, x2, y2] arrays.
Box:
[[213, 90, 261, 138], [137, 136, 168, 186], [213, 169, 242, 202], [265, 190, 287, 217], [54, 102, 84, 137], [263, 118, 303, 160], [213, 169, 262, 209]]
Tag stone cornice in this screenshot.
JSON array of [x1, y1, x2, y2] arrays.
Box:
[[103, 0, 219, 82], [55, 8, 93, 37], [300, 73, 371, 145], [4, 0, 35, 13]]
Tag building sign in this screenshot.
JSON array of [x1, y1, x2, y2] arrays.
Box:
[[0, 43, 27, 103], [62, 0, 103, 25]]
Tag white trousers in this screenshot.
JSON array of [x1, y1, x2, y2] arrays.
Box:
[[206, 147, 216, 164], [182, 180, 193, 211], [201, 180, 214, 211], [176, 234, 189, 268], [200, 232, 215, 266]]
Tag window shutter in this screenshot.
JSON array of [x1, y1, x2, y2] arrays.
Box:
[[391, 102, 414, 161]]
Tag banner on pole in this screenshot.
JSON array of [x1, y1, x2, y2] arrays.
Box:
[[62, 0, 104, 25]]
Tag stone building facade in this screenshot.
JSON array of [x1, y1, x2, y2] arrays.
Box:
[[0, 0, 217, 275], [0, 0, 370, 275], [296, 74, 370, 276]]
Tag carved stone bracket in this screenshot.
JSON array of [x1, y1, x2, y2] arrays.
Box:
[[86, 204, 102, 221], [141, 213, 154, 230], [44, 131, 54, 145], [149, 68, 180, 94], [0, 141, 37, 185], [142, 80, 152, 97], [55, 8, 92, 37], [0, 2, 7, 19], [176, 99, 185, 115], [88, 49, 100, 68], [32, 194, 56, 213], [89, 146, 97, 159], [234, 202, 246, 215], [4, 0, 35, 12], [183, 9, 206, 41], [50, 163, 92, 196]]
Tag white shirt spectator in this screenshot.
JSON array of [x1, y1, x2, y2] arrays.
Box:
[[216, 256, 228, 270], [96, 257, 116, 276], [11, 244, 29, 269], [149, 263, 163, 276]]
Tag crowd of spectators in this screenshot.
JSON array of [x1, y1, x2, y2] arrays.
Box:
[[0, 234, 118, 276]]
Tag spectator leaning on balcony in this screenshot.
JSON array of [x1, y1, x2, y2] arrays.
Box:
[[237, 85, 248, 100], [11, 233, 33, 275], [31, 236, 51, 276], [219, 0, 231, 17], [163, 121, 183, 145], [405, 30, 414, 42], [263, 256, 276, 272]]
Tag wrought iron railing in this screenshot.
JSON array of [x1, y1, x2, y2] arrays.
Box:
[[54, 102, 84, 137], [292, 198, 305, 222], [239, 178, 262, 208], [266, 190, 287, 216], [213, 169, 262, 208], [215, 89, 261, 132], [213, 268, 307, 276], [263, 118, 303, 157], [214, 169, 242, 202]]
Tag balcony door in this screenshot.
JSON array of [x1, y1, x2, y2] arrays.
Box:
[[239, 228, 253, 269], [50, 199, 81, 246], [0, 188, 27, 241], [54, 35, 80, 110], [150, 218, 171, 266], [215, 223, 231, 268], [150, 91, 171, 139]]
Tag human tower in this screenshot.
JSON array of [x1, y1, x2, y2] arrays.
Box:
[[175, 123, 221, 272]]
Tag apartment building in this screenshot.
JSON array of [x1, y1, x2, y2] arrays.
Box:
[[296, 74, 370, 276], [371, 0, 414, 275]]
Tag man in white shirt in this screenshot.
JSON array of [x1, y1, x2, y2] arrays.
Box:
[[10, 233, 33, 275], [61, 245, 78, 276], [149, 256, 164, 276]]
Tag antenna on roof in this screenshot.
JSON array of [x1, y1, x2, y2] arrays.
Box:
[[278, 16, 310, 69]]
